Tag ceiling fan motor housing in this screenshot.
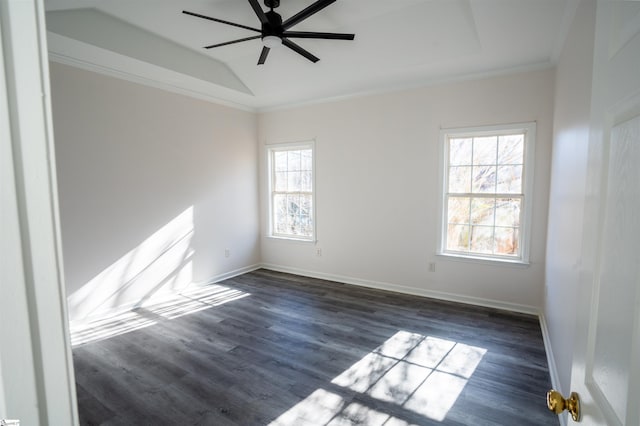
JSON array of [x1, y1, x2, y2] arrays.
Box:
[[263, 10, 283, 37]]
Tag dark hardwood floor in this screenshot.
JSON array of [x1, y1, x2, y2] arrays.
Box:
[[72, 269, 559, 425]]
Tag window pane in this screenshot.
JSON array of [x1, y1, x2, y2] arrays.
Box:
[[275, 151, 288, 172], [448, 197, 470, 224], [301, 171, 312, 192], [497, 165, 523, 193], [498, 134, 524, 165], [269, 144, 314, 239], [300, 194, 313, 236], [495, 198, 521, 227], [299, 194, 312, 215], [300, 216, 311, 236], [450, 138, 472, 165], [470, 226, 493, 253], [288, 171, 302, 192], [449, 166, 471, 193], [274, 194, 287, 233], [473, 136, 497, 165], [447, 224, 470, 251], [286, 194, 300, 233], [470, 198, 495, 225], [288, 150, 301, 171], [471, 165, 496, 193], [275, 172, 287, 191], [442, 125, 532, 260], [301, 149, 312, 171], [494, 227, 519, 255]]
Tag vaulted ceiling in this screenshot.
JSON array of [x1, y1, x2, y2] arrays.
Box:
[[45, 0, 575, 110]]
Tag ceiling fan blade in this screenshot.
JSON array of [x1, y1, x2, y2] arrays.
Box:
[[283, 31, 355, 40], [258, 46, 270, 65], [204, 35, 261, 49], [282, 0, 336, 30], [247, 0, 269, 25], [182, 10, 260, 33], [282, 38, 319, 63]]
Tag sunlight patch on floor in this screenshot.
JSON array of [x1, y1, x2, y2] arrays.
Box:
[[269, 330, 486, 425], [270, 389, 346, 426]]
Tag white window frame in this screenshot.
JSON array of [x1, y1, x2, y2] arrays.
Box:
[[267, 141, 316, 242], [437, 122, 536, 264]]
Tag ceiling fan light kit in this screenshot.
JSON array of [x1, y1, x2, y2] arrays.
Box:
[[262, 35, 282, 48], [183, 0, 355, 65]]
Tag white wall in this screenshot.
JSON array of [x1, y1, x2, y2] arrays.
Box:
[[544, 0, 595, 395], [50, 62, 260, 322], [258, 69, 555, 311]]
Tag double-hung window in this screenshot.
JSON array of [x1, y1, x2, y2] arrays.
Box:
[[439, 123, 535, 263], [268, 142, 315, 241]]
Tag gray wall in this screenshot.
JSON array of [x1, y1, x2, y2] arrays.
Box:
[[50, 62, 260, 321]]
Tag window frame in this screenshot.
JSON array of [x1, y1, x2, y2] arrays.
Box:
[[267, 140, 316, 242], [437, 122, 536, 264]]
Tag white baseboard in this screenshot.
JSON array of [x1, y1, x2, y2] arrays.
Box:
[[194, 264, 262, 286], [69, 263, 262, 327], [70, 261, 539, 323], [259, 263, 539, 316], [539, 313, 567, 426]]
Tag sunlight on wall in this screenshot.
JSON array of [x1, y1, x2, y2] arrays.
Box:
[[269, 331, 486, 425], [70, 284, 250, 346], [67, 207, 195, 321]]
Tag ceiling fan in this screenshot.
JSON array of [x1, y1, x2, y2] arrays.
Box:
[[183, 0, 355, 65]]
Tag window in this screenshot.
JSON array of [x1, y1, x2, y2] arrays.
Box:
[[439, 123, 535, 263], [268, 142, 315, 240]]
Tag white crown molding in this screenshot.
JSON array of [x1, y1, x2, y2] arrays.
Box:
[[48, 28, 556, 114], [48, 32, 259, 112], [258, 61, 555, 113]]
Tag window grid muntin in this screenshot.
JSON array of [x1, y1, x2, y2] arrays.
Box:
[[445, 193, 523, 258], [443, 129, 528, 260], [269, 145, 314, 240]]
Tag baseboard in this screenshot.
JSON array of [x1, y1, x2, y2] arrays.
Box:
[[69, 263, 262, 327], [260, 263, 539, 316], [194, 263, 262, 286], [539, 313, 567, 426]]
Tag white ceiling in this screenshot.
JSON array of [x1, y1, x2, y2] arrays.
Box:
[[45, 0, 574, 110]]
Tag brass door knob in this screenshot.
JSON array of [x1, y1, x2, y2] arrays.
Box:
[[546, 389, 580, 421]]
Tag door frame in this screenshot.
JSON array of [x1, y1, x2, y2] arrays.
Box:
[[0, 0, 77, 424]]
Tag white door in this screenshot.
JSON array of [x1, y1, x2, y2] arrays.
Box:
[[568, 1, 640, 425]]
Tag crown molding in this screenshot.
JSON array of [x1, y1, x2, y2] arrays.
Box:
[[48, 32, 259, 112]]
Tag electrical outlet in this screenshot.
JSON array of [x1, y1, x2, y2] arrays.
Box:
[[224, 248, 231, 258], [428, 262, 436, 272], [316, 248, 322, 257]]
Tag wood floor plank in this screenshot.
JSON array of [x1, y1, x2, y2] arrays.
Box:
[[73, 269, 559, 425]]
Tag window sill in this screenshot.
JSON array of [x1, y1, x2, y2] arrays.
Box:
[[436, 252, 530, 268], [266, 235, 316, 244]]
